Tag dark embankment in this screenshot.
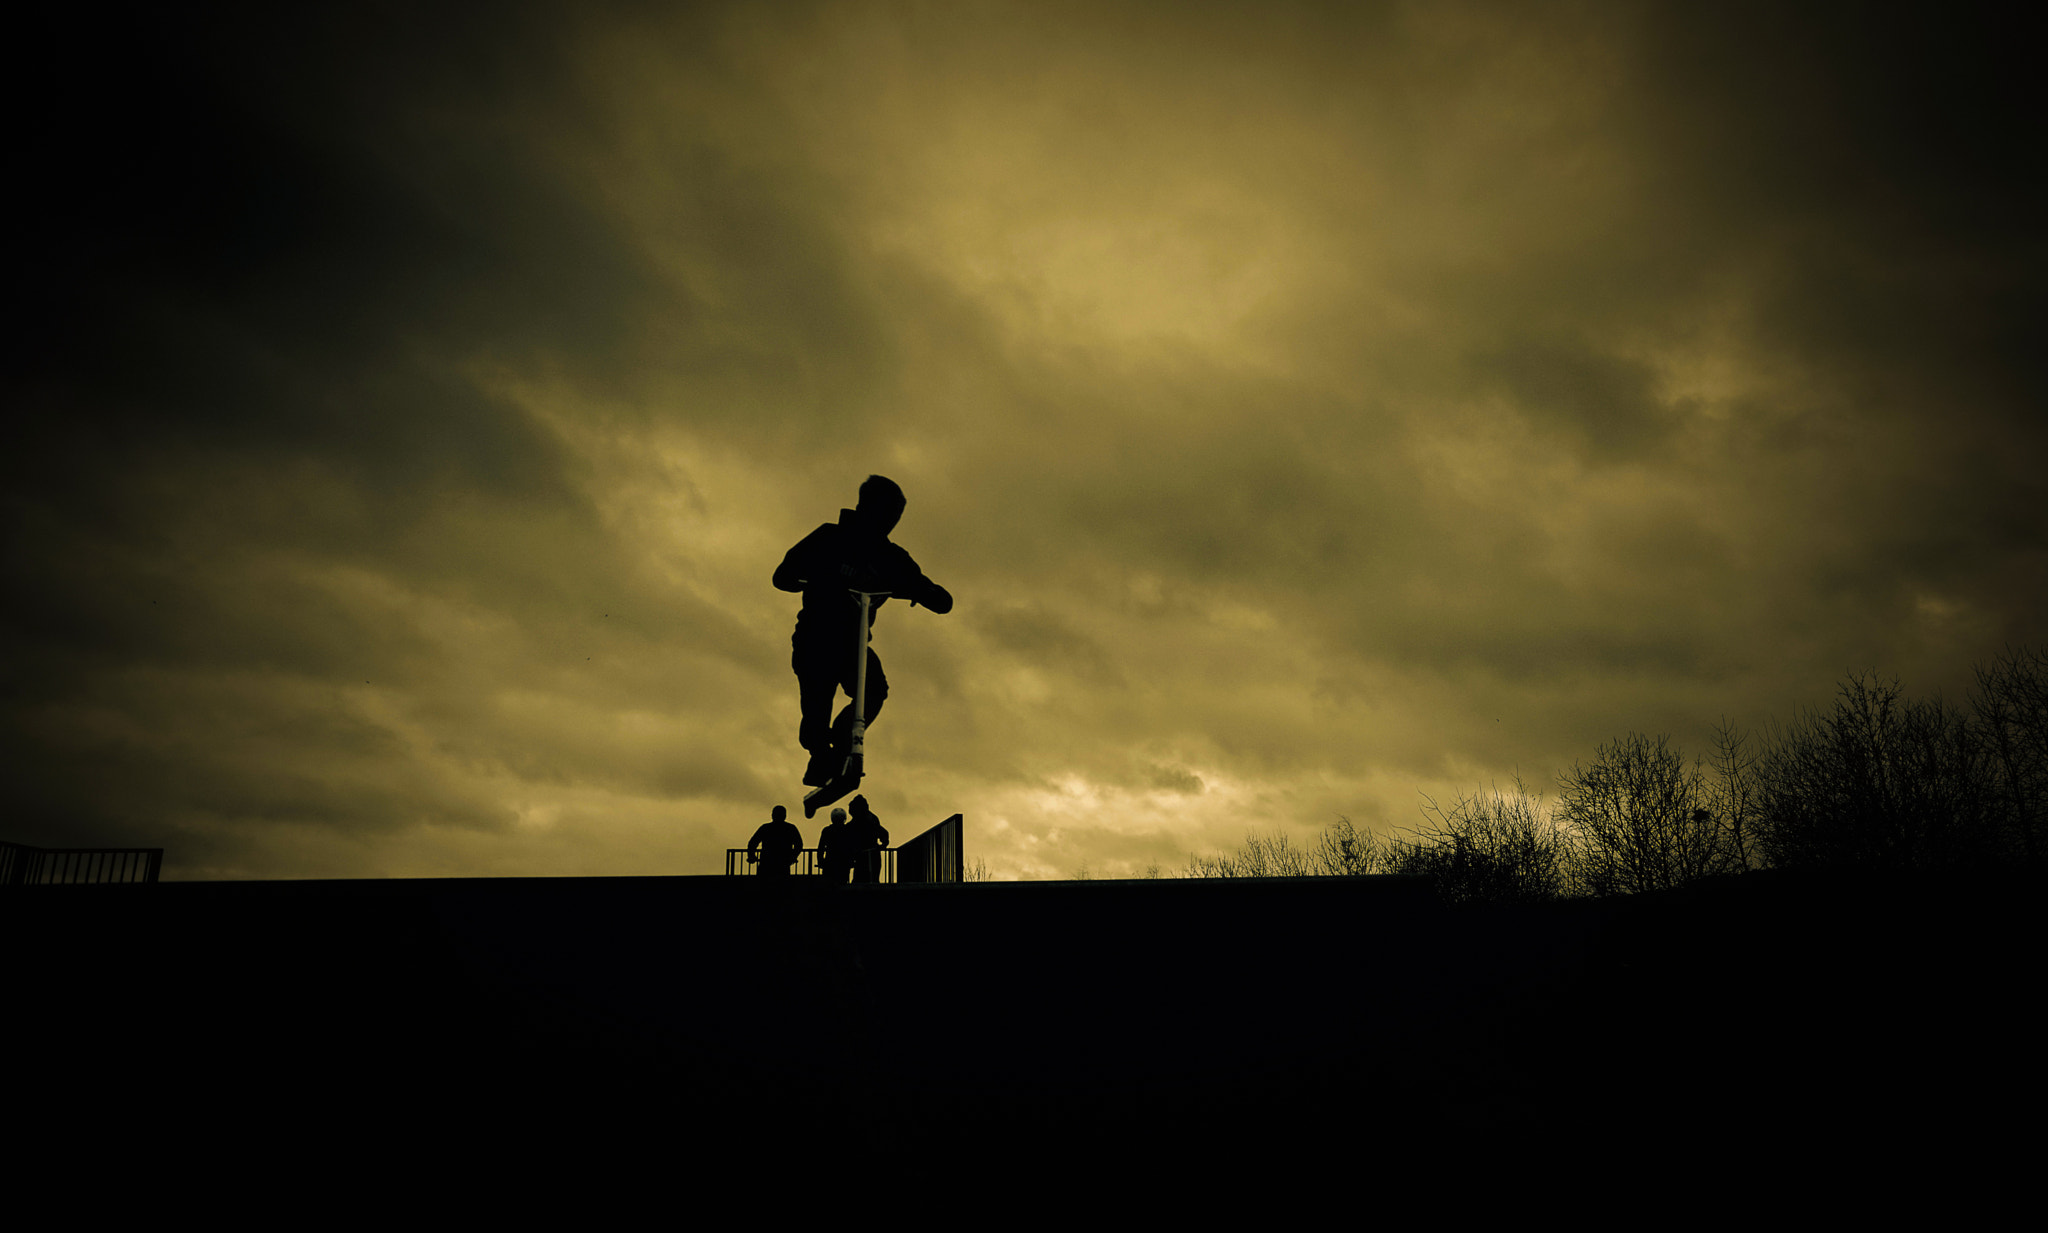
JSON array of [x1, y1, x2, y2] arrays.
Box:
[[7, 871, 2039, 1172]]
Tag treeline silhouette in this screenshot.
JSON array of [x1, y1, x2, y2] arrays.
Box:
[[1190, 646, 2048, 902]]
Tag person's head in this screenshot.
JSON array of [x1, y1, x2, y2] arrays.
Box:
[[830, 807, 847, 825], [857, 475, 906, 535], [771, 805, 786, 822], [850, 794, 869, 815]]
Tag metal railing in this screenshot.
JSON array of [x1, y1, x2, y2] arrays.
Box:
[[726, 846, 900, 882], [1, 842, 163, 885], [728, 813, 966, 883]]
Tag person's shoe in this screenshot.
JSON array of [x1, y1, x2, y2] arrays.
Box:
[[803, 749, 838, 787]]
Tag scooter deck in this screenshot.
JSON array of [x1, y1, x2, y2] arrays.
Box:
[[802, 754, 864, 818]]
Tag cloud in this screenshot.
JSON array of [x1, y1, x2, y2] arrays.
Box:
[[5, 1, 2042, 878]]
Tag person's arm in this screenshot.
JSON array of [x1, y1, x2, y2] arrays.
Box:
[[772, 543, 807, 593], [892, 547, 953, 614], [774, 526, 832, 593]]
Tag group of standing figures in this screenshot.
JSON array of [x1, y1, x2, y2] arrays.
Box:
[[746, 797, 891, 883]]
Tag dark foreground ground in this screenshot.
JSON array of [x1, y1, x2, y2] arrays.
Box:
[[7, 870, 2041, 1181]]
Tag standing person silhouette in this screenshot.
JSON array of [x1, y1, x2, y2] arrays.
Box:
[[746, 805, 805, 878], [774, 475, 952, 788], [817, 807, 851, 884], [846, 795, 889, 884]]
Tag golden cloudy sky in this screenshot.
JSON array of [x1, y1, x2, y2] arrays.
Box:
[[9, 1, 2043, 878]]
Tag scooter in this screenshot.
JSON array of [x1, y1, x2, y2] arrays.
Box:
[[803, 588, 888, 818]]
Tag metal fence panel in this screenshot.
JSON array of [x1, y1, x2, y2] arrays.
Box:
[[897, 814, 964, 883], [1, 842, 164, 885]]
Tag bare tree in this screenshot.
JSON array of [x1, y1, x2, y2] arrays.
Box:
[[1756, 673, 1997, 872], [1972, 646, 2048, 867], [1557, 733, 1728, 895], [1706, 718, 1763, 871]]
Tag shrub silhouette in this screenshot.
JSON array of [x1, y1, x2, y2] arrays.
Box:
[[1187, 793, 1570, 905], [1185, 816, 1396, 879], [1386, 784, 1572, 905]]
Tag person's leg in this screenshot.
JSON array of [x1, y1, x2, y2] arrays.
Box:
[[796, 643, 845, 784], [795, 637, 842, 746], [830, 650, 889, 751], [798, 670, 840, 754]]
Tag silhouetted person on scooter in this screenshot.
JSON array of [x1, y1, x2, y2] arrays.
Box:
[[774, 475, 952, 791]]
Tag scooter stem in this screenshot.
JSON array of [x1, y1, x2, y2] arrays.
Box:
[[848, 588, 886, 758]]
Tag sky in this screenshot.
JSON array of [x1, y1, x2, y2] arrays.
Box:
[[8, 0, 2044, 880]]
